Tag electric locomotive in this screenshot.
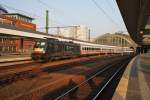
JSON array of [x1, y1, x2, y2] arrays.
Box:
[[31, 38, 80, 62]]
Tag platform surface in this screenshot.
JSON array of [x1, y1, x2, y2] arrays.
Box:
[[113, 54, 150, 100], [0, 55, 31, 63]]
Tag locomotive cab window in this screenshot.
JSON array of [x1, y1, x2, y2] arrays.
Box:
[[33, 41, 46, 53], [34, 42, 46, 48]]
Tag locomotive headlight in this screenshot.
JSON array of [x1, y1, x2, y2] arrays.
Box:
[[41, 48, 45, 53], [34, 48, 45, 53], [42, 50, 45, 53]]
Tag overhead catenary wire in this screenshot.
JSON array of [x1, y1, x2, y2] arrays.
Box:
[[36, 0, 81, 23], [0, 2, 64, 26], [1, 3, 68, 33], [105, 0, 123, 24], [1, 0, 126, 34], [0, 3, 35, 18], [36, 0, 67, 26], [0, 2, 46, 20], [105, 0, 114, 13], [36, 0, 54, 11], [102, 0, 127, 32], [91, 0, 120, 28]]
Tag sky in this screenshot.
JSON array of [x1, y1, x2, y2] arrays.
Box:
[[0, 0, 127, 39]]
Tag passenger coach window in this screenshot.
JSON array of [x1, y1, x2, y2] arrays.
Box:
[[82, 47, 85, 50], [65, 45, 71, 51]]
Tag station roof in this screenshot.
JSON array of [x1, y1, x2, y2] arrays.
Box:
[[94, 33, 137, 48], [116, 0, 150, 45]]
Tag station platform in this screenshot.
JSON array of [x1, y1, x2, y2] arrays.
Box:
[[113, 54, 150, 100], [0, 55, 31, 63]]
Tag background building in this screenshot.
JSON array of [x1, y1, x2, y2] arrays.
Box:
[[59, 27, 75, 38], [58, 25, 90, 41], [76, 25, 90, 41], [94, 33, 137, 48], [0, 5, 36, 56], [0, 13, 36, 31]]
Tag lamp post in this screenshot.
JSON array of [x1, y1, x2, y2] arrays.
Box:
[[45, 10, 49, 34]]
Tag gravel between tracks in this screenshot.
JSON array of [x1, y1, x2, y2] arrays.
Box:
[[0, 55, 127, 100]]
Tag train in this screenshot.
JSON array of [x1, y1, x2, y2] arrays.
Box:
[[31, 38, 134, 62]]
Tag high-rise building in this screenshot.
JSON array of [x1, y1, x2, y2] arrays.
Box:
[[76, 25, 89, 41], [58, 25, 90, 41], [59, 27, 75, 38]]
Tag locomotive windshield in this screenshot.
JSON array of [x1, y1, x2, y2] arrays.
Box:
[[33, 41, 46, 53], [34, 41, 46, 48]]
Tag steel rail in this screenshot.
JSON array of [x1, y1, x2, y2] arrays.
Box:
[[54, 59, 124, 100], [93, 61, 127, 100]]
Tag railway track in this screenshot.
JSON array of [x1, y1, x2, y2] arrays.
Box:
[[0, 60, 32, 67], [0, 55, 119, 88], [53, 56, 132, 100], [0, 55, 133, 100], [2, 55, 134, 100], [0, 60, 38, 74], [0, 55, 113, 73]]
